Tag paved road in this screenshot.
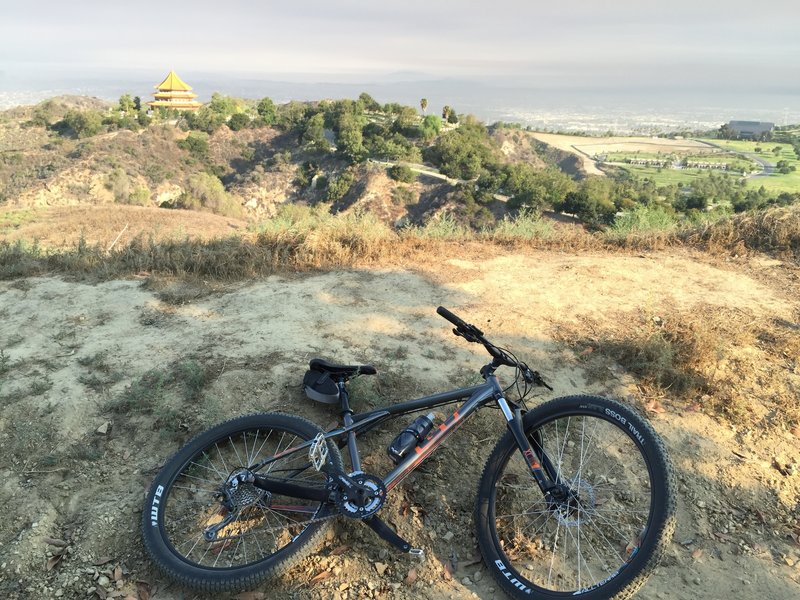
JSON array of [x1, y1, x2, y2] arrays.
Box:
[[696, 139, 774, 179]]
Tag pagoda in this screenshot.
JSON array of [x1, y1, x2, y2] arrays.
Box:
[[148, 70, 202, 111]]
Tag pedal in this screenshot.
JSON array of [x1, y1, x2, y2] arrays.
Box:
[[409, 548, 425, 561], [308, 433, 329, 471]]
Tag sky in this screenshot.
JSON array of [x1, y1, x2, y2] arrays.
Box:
[[1, 0, 799, 92]]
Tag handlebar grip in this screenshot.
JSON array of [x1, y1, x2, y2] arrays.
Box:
[[436, 306, 469, 330]]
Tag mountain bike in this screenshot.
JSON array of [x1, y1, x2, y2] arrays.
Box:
[[142, 307, 676, 599]]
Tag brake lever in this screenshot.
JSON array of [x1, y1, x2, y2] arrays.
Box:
[[522, 365, 554, 391]]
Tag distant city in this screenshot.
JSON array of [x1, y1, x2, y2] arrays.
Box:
[[1, 70, 797, 135]]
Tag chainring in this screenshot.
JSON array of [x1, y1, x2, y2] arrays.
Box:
[[334, 472, 386, 519]]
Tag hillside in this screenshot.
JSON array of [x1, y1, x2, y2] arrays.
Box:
[[0, 96, 567, 240]]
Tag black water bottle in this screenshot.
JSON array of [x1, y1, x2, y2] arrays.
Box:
[[387, 413, 435, 464]]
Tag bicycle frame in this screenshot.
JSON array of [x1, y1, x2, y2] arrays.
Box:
[[253, 368, 556, 498]]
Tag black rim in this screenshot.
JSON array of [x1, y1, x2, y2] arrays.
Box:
[[156, 423, 330, 571], [488, 408, 660, 596]]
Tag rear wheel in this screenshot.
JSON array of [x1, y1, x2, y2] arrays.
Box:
[[142, 413, 342, 592], [475, 396, 675, 600]]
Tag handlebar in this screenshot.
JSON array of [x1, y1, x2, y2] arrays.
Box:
[[436, 307, 552, 391]]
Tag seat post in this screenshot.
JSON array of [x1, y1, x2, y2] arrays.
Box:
[[338, 380, 361, 473]]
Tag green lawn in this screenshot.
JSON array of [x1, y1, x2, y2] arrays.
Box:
[[616, 165, 712, 187]]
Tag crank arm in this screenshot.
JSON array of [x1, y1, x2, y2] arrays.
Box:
[[364, 517, 423, 558]]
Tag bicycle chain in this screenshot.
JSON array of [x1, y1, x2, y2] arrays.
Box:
[[204, 509, 340, 544]]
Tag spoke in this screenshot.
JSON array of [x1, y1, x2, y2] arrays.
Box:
[[215, 442, 230, 476], [229, 435, 246, 468]]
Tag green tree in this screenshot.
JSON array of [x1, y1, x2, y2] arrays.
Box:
[[420, 114, 441, 141], [717, 123, 735, 140], [177, 131, 210, 160], [256, 97, 276, 125], [184, 107, 226, 133], [442, 105, 451, 120], [302, 113, 330, 152], [326, 168, 356, 202], [388, 165, 415, 183], [558, 177, 617, 226], [209, 92, 241, 118], [425, 120, 496, 179], [447, 108, 459, 124], [336, 112, 366, 162], [276, 100, 309, 130], [118, 94, 135, 114], [133, 96, 142, 111], [358, 92, 381, 112], [63, 109, 103, 138], [392, 106, 419, 136], [420, 98, 428, 115], [227, 113, 250, 131]]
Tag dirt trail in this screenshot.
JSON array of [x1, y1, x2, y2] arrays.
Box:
[[1, 249, 798, 599]]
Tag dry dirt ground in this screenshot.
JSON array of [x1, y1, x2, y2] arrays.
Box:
[[1, 248, 799, 599]]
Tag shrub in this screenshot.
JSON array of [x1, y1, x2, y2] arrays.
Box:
[[326, 169, 356, 202], [127, 187, 151, 206], [388, 165, 415, 183], [177, 131, 210, 160], [105, 168, 130, 202], [391, 186, 418, 206], [228, 113, 250, 131], [176, 173, 243, 218], [62, 109, 104, 138], [491, 208, 554, 240], [608, 205, 677, 239]]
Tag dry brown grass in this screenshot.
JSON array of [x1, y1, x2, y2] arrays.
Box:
[[680, 205, 800, 260], [556, 306, 800, 427], [3, 205, 800, 282]]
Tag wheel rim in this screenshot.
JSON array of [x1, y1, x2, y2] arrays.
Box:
[[159, 426, 329, 569], [491, 413, 655, 594]]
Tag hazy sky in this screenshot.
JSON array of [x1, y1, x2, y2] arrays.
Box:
[[2, 0, 799, 90]]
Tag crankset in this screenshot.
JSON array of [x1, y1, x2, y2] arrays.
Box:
[[331, 471, 386, 519]]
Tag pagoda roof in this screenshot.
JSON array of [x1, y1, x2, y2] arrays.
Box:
[[154, 70, 194, 92]]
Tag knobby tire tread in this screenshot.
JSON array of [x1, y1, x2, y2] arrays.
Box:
[[475, 395, 676, 600], [141, 412, 342, 593]]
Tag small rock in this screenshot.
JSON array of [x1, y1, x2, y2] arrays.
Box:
[[461, 576, 472, 585], [97, 575, 110, 587], [473, 569, 482, 582], [442, 531, 454, 542], [96, 422, 111, 435], [54, 590, 63, 598], [378, 549, 388, 560], [375, 562, 388, 576]]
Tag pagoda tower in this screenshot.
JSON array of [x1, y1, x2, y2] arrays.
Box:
[[148, 70, 202, 111]]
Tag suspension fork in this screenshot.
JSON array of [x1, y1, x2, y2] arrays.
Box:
[[495, 394, 559, 494]]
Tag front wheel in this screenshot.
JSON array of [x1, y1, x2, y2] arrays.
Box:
[[475, 396, 675, 600], [142, 413, 342, 593]]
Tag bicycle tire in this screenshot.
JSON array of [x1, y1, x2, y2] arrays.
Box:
[[142, 413, 342, 593], [475, 395, 675, 600]]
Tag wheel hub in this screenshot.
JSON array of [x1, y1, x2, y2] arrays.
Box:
[[547, 478, 596, 527], [224, 468, 267, 509]]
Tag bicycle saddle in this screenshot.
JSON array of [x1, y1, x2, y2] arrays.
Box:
[[309, 358, 377, 377]]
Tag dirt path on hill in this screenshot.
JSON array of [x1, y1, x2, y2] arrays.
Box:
[[1, 249, 798, 599]]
